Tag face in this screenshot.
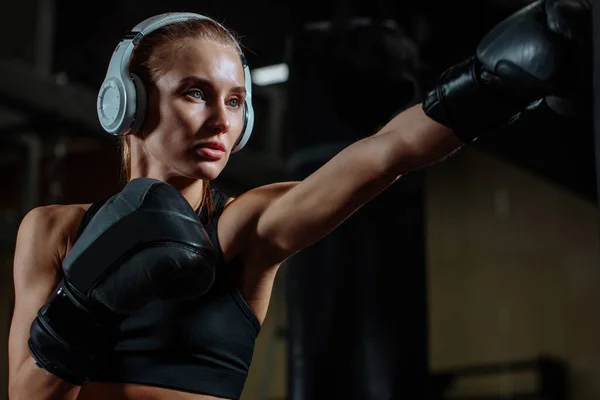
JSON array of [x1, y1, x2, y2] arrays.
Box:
[[139, 38, 247, 181]]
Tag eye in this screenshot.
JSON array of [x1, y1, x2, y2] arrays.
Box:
[[227, 97, 242, 108], [186, 89, 204, 101]]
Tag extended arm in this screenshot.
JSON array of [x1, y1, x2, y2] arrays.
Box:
[[225, 0, 590, 266], [253, 104, 459, 260]]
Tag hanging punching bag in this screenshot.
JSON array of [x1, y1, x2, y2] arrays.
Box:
[[284, 17, 430, 400]]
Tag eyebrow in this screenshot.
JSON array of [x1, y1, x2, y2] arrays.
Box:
[[179, 76, 246, 95]]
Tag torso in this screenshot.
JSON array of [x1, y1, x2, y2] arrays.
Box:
[[52, 184, 287, 400]]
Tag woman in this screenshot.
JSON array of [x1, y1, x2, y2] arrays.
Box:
[[8, 3, 590, 400]]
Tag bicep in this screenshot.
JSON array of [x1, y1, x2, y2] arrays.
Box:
[[8, 208, 63, 381], [253, 135, 398, 262]]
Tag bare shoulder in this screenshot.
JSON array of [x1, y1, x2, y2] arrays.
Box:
[[14, 203, 92, 271], [20, 204, 91, 240], [21, 203, 91, 227], [217, 181, 300, 263]]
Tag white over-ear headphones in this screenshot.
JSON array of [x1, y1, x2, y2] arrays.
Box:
[[97, 12, 254, 153]]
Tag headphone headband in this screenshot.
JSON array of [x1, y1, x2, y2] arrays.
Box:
[[97, 12, 254, 154]]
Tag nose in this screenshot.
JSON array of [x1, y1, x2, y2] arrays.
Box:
[[207, 103, 231, 135]]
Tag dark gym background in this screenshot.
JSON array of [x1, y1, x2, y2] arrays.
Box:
[[0, 0, 597, 399]]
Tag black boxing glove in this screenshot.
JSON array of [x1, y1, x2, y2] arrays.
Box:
[[28, 178, 217, 385], [423, 0, 591, 143]]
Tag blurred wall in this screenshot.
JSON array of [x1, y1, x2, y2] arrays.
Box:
[[427, 147, 600, 400]]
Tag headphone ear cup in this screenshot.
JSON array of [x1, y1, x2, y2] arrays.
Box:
[[231, 65, 254, 153], [129, 73, 147, 134]]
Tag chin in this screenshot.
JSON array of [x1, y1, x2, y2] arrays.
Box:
[[188, 161, 226, 181]]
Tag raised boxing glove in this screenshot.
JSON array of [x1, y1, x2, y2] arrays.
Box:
[[28, 177, 217, 385], [422, 0, 591, 143]]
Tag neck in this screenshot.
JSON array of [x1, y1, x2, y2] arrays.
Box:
[[127, 141, 207, 211]]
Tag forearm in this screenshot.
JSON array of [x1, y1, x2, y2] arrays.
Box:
[[9, 358, 81, 400], [374, 103, 464, 176]]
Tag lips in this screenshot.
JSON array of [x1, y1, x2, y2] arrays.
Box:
[[194, 141, 226, 161], [195, 141, 226, 152]]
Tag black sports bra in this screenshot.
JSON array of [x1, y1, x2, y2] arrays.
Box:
[[87, 189, 261, 399]]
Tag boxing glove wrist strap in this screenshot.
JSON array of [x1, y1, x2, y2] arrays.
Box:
[[28, 282, 122, 385], [422, 56, 530, 143]]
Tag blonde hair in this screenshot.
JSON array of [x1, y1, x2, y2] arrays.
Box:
[[120, 17, 242, 216]]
